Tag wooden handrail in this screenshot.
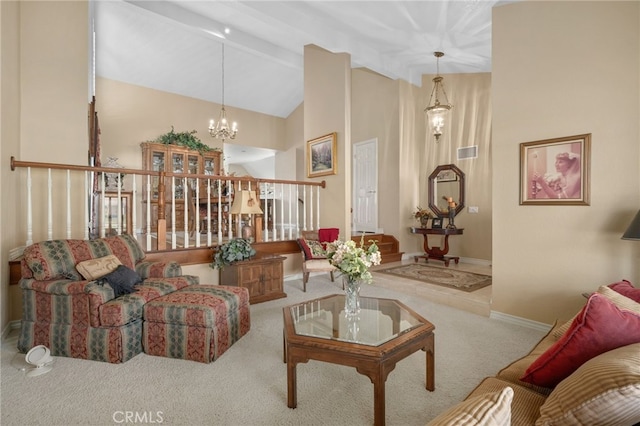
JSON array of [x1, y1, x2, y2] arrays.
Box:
[[11, 156, 326, 188]]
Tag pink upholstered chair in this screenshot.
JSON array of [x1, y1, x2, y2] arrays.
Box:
[[297, 229, 338, 292]]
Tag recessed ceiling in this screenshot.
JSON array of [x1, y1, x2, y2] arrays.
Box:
[[95, 0, 517, 119]]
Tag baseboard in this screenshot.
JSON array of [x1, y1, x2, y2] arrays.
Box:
[[402, 252, 491, 267], [284, 273, 302, 281], [1, 320, 21, 342], [490, 311, 552, 333]]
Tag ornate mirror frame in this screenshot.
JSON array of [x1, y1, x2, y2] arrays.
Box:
[[428, 164, 465, 217]]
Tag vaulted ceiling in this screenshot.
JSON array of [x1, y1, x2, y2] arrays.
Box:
[[95, 0, 515, 121]]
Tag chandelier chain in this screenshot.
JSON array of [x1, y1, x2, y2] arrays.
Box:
[[221, 43, 225, 107]]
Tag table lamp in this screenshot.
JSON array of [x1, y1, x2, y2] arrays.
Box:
[[230, 190, 263, 241], [622, 209, 640, 240]]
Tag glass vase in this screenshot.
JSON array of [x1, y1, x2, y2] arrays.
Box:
[[343, 276, 361, 317]]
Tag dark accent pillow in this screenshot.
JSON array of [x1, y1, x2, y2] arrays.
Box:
[[98, 265, 142, 298]]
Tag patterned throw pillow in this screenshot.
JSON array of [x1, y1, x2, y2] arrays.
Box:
[[307, 240, 326, 258], [76, 254, 122, 281], [296, 238, 326, 260]]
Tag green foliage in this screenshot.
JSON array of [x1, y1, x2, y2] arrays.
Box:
[[211, 238, 256, 269], [155, 126, 221, 154]]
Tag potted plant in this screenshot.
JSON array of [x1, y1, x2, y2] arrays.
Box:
[[155, 126, 221, 155], [211, 238, 256, 270]]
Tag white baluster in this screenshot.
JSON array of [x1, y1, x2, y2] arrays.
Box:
[[66, 170, 71, 239], [171, 176, 176, 250], [131, 174, 137, 240], [146, 175, 152, 250], [47, 169, 53, 240], [26, 167, 33, 246], [84, 171, 89, 240]]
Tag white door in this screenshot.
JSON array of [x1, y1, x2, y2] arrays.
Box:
[[352, 138, 378, 233]]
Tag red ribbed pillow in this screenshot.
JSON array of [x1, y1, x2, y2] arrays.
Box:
[[521, 293, 640, 388], [608, 280, 640, 303]]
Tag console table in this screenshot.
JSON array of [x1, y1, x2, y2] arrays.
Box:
[[410, 227, 464, 267]]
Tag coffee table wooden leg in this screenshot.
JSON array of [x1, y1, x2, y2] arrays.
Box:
[[425, 334, 435, 391], [287, 358, 297, 408], [373, 374, 385, 426]]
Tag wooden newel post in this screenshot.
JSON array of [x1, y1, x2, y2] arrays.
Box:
[[254, 215, 263, 243]]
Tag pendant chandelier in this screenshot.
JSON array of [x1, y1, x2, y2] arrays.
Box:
[[209, 43, 238, 141], [424, 51, 452, 142]]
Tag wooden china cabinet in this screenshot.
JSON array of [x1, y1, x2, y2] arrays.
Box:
[[141, 142, 222, 232]]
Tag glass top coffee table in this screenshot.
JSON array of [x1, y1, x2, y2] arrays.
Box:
[[282, 294, 435, 426]]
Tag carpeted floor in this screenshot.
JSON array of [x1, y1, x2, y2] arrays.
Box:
[[376, 263, 492, 292], [1, 275, 542, 426]]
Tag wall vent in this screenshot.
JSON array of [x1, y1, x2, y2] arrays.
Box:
[[458, 145, 478, 160]]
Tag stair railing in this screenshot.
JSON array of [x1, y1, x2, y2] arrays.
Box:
[[10, 156, 326, 251]]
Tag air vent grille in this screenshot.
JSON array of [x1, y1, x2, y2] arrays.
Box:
[[458, 145, 478, 160]]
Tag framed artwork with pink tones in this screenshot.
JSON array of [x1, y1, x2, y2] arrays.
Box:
[[520, 134, 591, 205]]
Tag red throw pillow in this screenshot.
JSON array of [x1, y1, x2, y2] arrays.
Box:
[[296, 238, 313, 260], [520, 293, 640, 388], [608, 280, 640, 303]]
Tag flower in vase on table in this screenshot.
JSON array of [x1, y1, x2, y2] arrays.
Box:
[[325, 237, 382, 283]]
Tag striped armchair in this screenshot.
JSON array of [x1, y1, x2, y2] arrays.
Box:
[[17, 234, 199, 363]]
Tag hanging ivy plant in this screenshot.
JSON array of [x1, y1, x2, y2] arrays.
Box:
[[155, 126, 221, 154]]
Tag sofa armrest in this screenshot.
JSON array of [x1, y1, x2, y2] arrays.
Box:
[[135, 261, 182, 279], [20, 278, 90, 295]]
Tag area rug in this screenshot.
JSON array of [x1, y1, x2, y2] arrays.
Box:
[[375, 263, 492, 292]]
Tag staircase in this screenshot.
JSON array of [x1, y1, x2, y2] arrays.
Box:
[[351, 233, 403, 264]]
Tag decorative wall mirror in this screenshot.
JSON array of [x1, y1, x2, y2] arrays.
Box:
[[428, 164, 465, 217]]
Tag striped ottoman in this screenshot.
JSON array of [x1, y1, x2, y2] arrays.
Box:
[[143, 285, 250, 363]]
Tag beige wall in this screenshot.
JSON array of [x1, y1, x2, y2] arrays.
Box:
[[419, 73, 493, 260], [351, 68, 402, 240], [304, 45, 352, 236], [96, 78, 287, 171], [1, 1, 89, 331], [1, 1, 21, 331], [492, 1, 640, 324]]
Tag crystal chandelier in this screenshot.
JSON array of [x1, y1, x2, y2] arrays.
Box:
[[424, 52, 452, 142], [209, 43, 238, 141]]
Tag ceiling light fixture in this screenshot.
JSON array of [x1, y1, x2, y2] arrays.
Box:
[[209, 43, 238, 142], [424, 51, 452, 142]]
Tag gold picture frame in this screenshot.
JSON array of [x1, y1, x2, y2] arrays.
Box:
[[307, 132, 337, 178], [520, 133, 591, 205]]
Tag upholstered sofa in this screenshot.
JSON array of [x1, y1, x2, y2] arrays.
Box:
[[17, 234, 199, 363], [428, 281, 640, 426]]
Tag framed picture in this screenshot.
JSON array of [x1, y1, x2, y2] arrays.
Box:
[[431, 217, 443, 229], [520, 134, 591, 205], [307, 132, 337, 178], [436, 168, 458, 182]]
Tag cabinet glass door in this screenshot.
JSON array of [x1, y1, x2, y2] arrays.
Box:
[[172, 153, 185, 199], [151, 151, 165, 199]]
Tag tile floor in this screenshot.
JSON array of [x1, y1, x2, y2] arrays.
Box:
[[370, 259, 492, 317]]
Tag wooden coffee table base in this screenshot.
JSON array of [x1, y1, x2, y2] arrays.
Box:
[[286, 335, 434, 426], [283, 297, 435, 426]]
